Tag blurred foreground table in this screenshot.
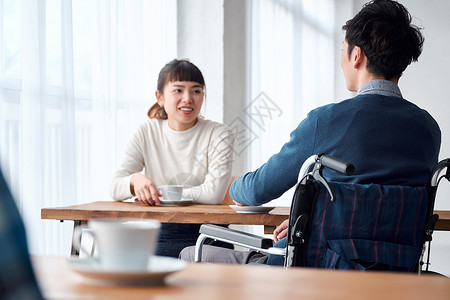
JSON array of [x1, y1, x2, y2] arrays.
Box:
[[33, 256, 450, 300]]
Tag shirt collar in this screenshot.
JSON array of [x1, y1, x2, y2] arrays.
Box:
[[357, 79, 403, 98]]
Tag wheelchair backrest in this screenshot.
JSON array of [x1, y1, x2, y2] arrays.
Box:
[[302, 181, 428, 271]]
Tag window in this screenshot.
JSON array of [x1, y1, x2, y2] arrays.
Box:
[[0, 0, 177, 255], [248, 0, 337, 205]]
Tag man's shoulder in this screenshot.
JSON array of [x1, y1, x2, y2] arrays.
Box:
[[308, 93, 414, 116], [307, 97, 356, 117]]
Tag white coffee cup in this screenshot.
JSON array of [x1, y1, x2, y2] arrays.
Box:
[[72, 219, 160, 271], [158, 185, 183, 200]]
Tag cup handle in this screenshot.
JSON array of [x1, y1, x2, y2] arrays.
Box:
[[157, 187, 163, 198], [72, 227, 98, 264]]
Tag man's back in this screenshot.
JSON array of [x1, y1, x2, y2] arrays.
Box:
[[314, 93, 441, 185], [231, 81, 440, 206]]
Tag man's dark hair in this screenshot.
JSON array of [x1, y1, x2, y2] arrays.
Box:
[[342, 0, 424, 80]]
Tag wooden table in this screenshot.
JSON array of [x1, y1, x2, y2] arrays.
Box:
[[41, 202, 450, 255], [33, 255, 450, 300], [435, 210, 450, 231], [41, 201, 450, 230], [41, 201, 290, 255], [41, 201, 289, 225]]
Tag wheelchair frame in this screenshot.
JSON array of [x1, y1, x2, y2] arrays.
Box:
[[194, 154, 449, 274]]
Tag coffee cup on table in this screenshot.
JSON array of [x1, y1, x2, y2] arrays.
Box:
[[72, 219, 160, 271], [158, 185, 183, 201]]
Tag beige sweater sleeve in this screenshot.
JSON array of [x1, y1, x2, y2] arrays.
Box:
[[184, 125, 235, 204]]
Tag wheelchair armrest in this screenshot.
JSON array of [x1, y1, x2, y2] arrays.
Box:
[[199, 224, 274, 249]]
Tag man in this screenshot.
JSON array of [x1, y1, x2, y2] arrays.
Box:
[[180, 0, 441, 265], [0, 168, 43, 299]]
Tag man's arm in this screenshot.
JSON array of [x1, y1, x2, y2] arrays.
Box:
[[230, 111, 319, 206]]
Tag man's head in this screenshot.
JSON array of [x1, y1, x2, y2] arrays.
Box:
[[342, 0, 424, 82]]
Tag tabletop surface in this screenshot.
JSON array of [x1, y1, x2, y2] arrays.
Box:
[[41, 201, 290, 226], [33, 255, 450, 300], [41, 201, 450, 230]]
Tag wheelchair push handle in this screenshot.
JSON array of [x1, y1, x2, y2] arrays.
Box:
[[319, 154, 355, 176], [430, 158, 450, 187]]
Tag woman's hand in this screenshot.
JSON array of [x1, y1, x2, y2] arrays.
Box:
[[130, 174, 162, 206], [273, 219, 289, 242]]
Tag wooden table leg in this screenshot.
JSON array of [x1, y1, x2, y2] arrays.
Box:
[[264, 225, 276, 234]]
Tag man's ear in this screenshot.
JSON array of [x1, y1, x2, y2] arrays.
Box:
[[352, 45, 365, 69]]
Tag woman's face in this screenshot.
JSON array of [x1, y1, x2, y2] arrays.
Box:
[[156, 81, 204, 131]]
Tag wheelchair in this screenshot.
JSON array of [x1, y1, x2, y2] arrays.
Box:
[[194, 154, 449, 273]]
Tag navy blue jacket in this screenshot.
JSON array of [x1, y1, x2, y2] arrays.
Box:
[[231, 93, 441, 205]]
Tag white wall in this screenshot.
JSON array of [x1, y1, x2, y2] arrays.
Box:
[[223, 0, 250, 176], [177, 0, 225, 124]]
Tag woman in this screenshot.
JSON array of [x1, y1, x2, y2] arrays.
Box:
[[111, 59, 235, 257]]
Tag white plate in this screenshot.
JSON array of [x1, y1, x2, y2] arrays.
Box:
[[66, 256, 185, 285], [229, 205, 274, 214], [159, 198, 193, 206]]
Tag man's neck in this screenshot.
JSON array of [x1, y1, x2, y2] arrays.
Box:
[[356, 73, 398, 90]]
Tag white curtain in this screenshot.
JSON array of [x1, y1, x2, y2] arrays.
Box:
[[249, 0, 337, 206], [0, 0, 177, 255]]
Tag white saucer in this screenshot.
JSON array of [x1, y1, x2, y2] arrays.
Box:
[[159, 198, 193, 206], [229, 205, 274, 214], [66, 256, 185, 285]]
